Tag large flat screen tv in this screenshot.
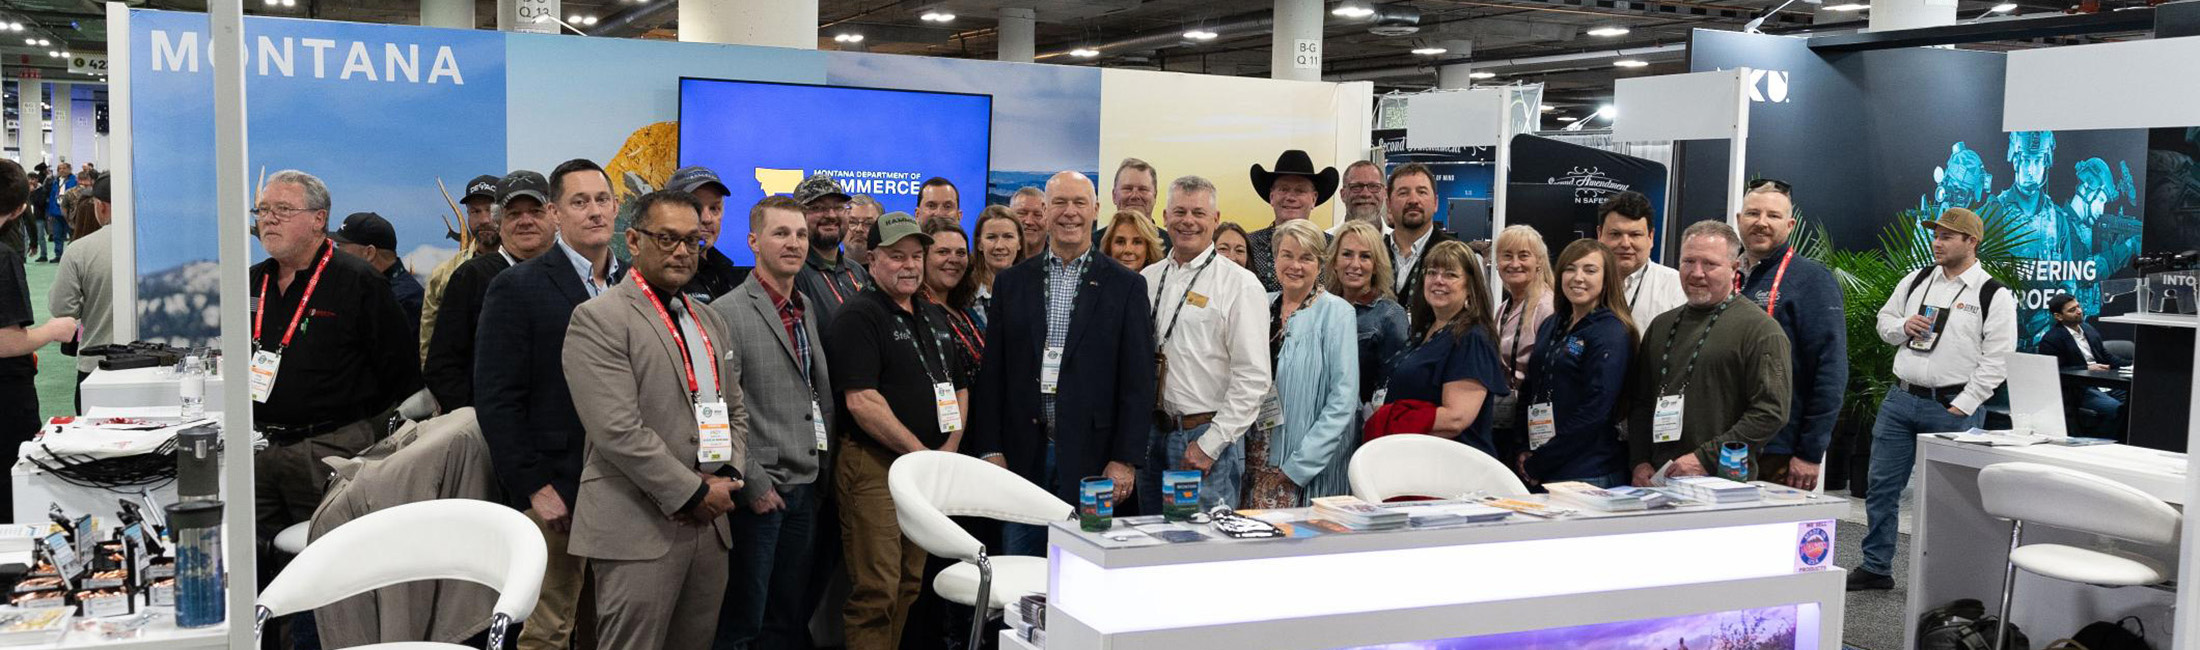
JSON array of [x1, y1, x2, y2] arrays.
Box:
[[680, 78, 993, 266]]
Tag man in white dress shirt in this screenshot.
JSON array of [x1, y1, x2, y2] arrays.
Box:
[[1139, 175, 1272, 513], [1597, 190, 1686, 328], [1851, 207, 2014, 591]]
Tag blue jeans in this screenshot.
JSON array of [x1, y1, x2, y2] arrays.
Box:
[[1001, 441, 1058, 557], [2075, 387, 2126, 436], [1862, 390, 1984, 575], [1136, 422, 1244, 515], [715, 482, 819, 650]]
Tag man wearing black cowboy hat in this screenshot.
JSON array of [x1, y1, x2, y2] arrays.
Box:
[[1246, 150, 1339, 292]]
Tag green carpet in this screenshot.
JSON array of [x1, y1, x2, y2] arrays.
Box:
[[23, 255, 88, 420]]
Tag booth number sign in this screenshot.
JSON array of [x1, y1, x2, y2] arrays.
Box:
[[512, 0, 561, 34], [68, 54, 106, 76], [1294, 39, 1322, 71]]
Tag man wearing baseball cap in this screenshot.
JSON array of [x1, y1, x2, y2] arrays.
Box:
[[331, 212, 424, 331], [1853, 207, 2014, 591], [667, 166, 748, 303], [424, 170, 559, 412], [420, 174, 505, 362], [825, 211, 967, 650], [50, 172, 114, 413], [794, 173, 872, 336]]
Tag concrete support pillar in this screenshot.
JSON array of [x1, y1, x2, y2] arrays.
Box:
[[1434, 40, 1476, 88], [997, 7, 1035, 63], [1867, 0, 1956, 32], [1270, 0, 1322, 81], [497, 0, 560, 33], [15, 81, 41, 169], [51, 82, 69, 166], [422, 0, 476, 29], [683, 0, 818, 49]]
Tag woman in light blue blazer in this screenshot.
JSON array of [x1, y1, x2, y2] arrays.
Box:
[[1245, 220, 1362, 508]]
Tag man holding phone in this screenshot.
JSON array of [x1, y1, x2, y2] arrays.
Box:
[[1853, 207, 2014, 591]]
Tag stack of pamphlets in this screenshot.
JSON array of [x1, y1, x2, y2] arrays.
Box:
[[1667, 476, 1762, 503], [1006, 594, 1046, 645], [0, 524, 43, 556], [1605, 485, 1681, 509], [1311, 496, 1409, 530], [1380, 500, 1513, 528], [1543, 482, 1648, 512]]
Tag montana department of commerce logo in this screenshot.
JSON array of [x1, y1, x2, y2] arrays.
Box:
[[755, 168, 805, 196]]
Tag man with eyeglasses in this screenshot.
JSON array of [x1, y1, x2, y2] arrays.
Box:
[[247, 169, 423, 547], [424, 170, 560, 412], [1735, 179, 1847, 492], [844, 195, 883, 268], [1329, 160, 1390, 238], [564, 189, 747, 650], [794, 173, 872, 337], [472, 164, 624, 650]]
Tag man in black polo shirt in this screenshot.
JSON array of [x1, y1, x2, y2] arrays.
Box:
[[826, 212, 967, 650], [0, 160, 77, 519], [248, 169, 424, 543]]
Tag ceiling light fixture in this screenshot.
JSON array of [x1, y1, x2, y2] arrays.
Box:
[[921, 11, 956, 22], [281, 0, 296, 6], [1070, 47, 1100, 57], [1331, 2, 1376, 18], [834, 33, 866, 43], [1539, 104, 1556, 112], [1586, 26, 1631, 36], [1613, 59, 1649, 68], [1468, 71, 1496, 79], [1410, 46, 1446, 55], [1990, 3, 2018, 11], [1824, 3, 1869, 10], [1184, 29, 1219, 41], [1596, 105, 1617, 119], [20, 38, 30, 45], [579, 15, 599, 25], [8, 22, 21, 31]]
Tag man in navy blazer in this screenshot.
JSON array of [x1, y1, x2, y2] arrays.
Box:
[[473, 163, 631, 650], [969, 171, 1155, 557], [2038, 294, 2128, 436]]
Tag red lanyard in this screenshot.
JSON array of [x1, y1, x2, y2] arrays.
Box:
[[944, 307, 982, 361], [1763, 247, 1796, 318], [253, 244, 335, 353], [633, 269, 718, 400]]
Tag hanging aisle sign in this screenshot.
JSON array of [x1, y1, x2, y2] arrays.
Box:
[[68, 54, 107, 76], [509, 0, 561, 34], [1294, 39, 1321, 71]]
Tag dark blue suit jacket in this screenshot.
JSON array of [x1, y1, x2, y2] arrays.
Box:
[[2038, 322, 2126, 370], [473, 248, 624, 510], [968, 252, 1156, 502]]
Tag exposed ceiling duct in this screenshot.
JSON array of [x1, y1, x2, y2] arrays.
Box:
[[1034, 9, 1275, 60], [1367, 4, 1422, 36], [586, 0, 677, 38], [1322, 42, 1686, 81]]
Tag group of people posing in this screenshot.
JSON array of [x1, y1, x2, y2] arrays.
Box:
[[227, 146, 2021, 650]]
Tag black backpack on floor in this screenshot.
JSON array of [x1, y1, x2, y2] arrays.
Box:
[[1919, 598, 2031, 650]]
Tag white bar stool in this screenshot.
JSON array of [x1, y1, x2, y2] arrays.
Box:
[[1977, 461, 2180, 650]]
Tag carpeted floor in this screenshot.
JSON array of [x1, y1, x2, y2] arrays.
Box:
[[23, 255, 88, 422], [1838, 518, 1911, 650]]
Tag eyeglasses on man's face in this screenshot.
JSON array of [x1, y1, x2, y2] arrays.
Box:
[[632, 226, 707, 252]]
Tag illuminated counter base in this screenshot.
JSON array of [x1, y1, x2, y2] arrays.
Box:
[[1043, 500, 1848, 650]]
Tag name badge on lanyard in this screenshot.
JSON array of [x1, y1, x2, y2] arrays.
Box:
[[696, 400, 734, 464], [1653, 395, 1686, 443], [1257, 387, 1284, 431], [934, 382, 963, 433], [248, 351, 281, 403], [811, 399, 830, 451], [1528, 402, 1556, 450], [1041, 346, 1064, 395]]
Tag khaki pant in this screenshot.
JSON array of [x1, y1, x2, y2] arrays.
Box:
[[592, 520, 728, 650], [836, 441, 927, 650], [254, 419, 379, 542], [520, 508, 591, 650]]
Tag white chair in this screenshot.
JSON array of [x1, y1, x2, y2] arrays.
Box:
[[256, 499, 546, 649], [889, 451, 1073, 648], [1977, 462, 2180, 650], [1348, 433, 1528, 502], [273, 522, 310, 554]]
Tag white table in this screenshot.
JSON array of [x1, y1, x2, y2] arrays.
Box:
[[1044, 496, 1848, 649], [77, 368, 224, 418], [1904, 436, 2185, 648], [46, 615, 226, 649]]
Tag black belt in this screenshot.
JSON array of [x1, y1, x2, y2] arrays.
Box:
[[1900, 381, 1967, 404]]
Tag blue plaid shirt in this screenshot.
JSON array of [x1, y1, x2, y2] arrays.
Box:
[[1042, 247, 1090, 428]]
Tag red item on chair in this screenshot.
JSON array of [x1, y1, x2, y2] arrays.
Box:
[[1364, 399, 1438, 443]]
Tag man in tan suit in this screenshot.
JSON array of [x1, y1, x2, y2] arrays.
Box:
[[563, 189, 748, 650]]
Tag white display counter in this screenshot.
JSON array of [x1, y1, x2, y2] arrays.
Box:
[[1042, 495, 1847, 649], [1904, 436, 2183, 648], [78, 367, 222, 418]]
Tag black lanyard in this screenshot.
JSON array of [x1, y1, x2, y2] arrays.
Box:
[[1154, 249, 1220, 351], [893, 302, 953, 386], [1657, 295, 1736, 394], [1500, 294, 1534, 373], [1628, 268, 1647, 308], [1043, 247, 1095, 314]]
